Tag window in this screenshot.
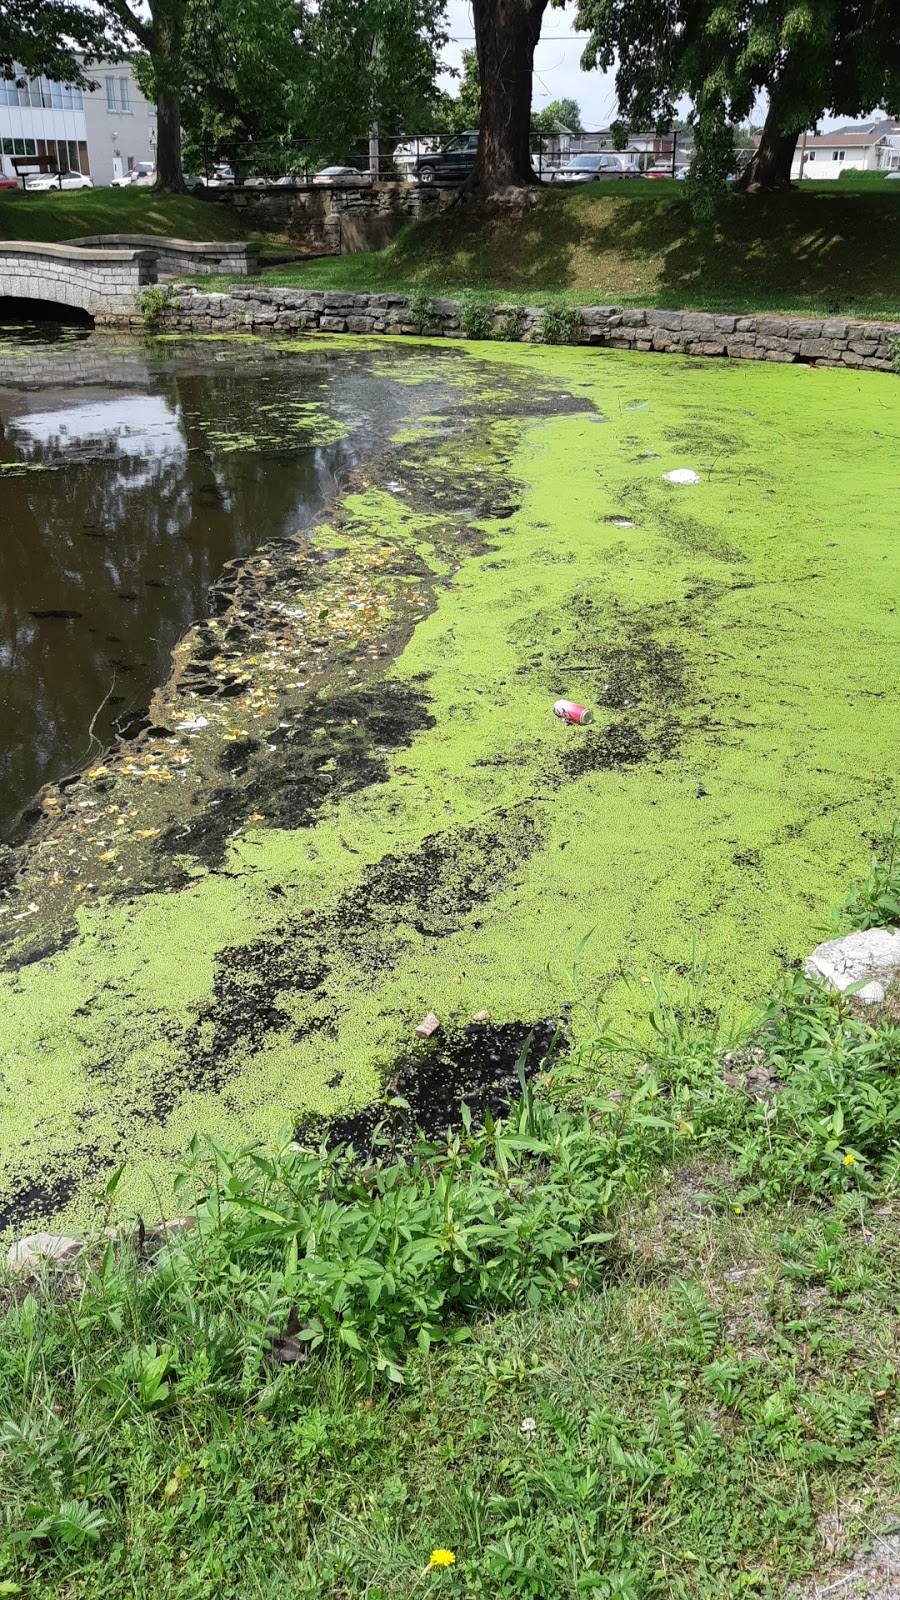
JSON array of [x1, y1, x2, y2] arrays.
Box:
[[126, 155, 134, 171], [28, 78, 41, 107], [24, 138, 35, 156], [78, 140, 90, 175], [60, 83, 73, 109], [1, 139, 12, 156], [51, 80, 63, 109], [72, 86, 83, 110], [40, 78, 53, 107], [807, 150, 816, 161], [67, 140, 79, 170], [832, 149, 845, 161], [119, 77, 130, 111], [106, 76, 117, 110]]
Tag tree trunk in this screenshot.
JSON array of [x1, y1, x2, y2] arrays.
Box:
[[469, 0, 549, 192], [155, 82, 184, 190], [151, 1, 185, 192], [734, 107, 799, 192]]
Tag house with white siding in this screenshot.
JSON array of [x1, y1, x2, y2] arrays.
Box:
[[791, 119, 900, 179]]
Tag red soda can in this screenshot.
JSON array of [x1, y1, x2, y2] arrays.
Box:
[[553, 699, 593, 726]]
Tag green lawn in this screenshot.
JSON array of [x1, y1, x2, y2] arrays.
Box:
[[222, 179, 900, 320], [0, 187, 279, 248]]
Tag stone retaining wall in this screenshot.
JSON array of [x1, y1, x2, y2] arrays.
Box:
[[0, 240, 156, 315], [116, 286, 900, 375], [198, 183, 452, 255], [66, 234, 260, 277]]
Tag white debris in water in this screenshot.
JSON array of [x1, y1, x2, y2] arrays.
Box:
[[176, 716, 209, 731], [663, 468, 701, 485]]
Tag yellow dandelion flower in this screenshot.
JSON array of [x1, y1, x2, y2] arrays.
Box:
[[427, 1550, 456, 1570], [843, 1152, 855, 1166]]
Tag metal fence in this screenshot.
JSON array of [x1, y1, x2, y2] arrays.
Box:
[[184, 130, 692, 189]]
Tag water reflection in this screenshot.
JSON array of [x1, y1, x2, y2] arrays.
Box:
[[0, 332, 448, 836]]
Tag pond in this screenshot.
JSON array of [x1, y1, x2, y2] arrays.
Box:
[[0, 328, 898, 1233], [0, 325, 450, 838]]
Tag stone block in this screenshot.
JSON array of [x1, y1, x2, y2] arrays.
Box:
[[805, 927, 900, 1005]]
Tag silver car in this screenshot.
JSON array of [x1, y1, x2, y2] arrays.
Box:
[[551, 154, 639, 184], [313, 166, 372, 187]]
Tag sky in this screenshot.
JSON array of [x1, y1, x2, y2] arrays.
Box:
[[434, 0, 879, 133], [436, 0, 621, 130]]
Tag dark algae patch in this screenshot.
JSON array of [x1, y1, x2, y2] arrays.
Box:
[[309, 1018, 562, 1153], [0, 337, 898, 1232]]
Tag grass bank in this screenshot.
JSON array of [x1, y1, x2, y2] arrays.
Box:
[[2, 844, 900, 1598], [226, 181, 900, 320], [0, 188, 278, 248]]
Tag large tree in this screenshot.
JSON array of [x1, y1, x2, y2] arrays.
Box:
[[469, 0, 551, 190], [575, 0, 900, 200], [1, 0, 105, 84], [115, 0, 447, 189]]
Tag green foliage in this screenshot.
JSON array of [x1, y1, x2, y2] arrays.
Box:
[[888, 334, 900, 375], [438, 46, 481, 134], [536, 304, 582, 345], [0, 0, 106, 83], [136, 285, 173, 330], [404, 287, 435, 334], [837, 822, 900, 930], [496, 304, 527, 341], [459, 296, 493, 340], [532, 97, 584, 135], [575, 0, 900, 202]]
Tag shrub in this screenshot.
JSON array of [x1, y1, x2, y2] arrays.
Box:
[[136, 284, 173, 331], [888, 334, 900, 374], [497, 305, 527, 342], [835, 822, 900, 930], [536, 305, 581, 345], [404, 288, 435, 335], [459, 297, 493, 340]]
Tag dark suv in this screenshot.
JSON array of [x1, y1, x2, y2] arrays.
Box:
[[415, 132, 478, 184]]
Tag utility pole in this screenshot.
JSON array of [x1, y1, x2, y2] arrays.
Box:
[[368, 34, 380, 181]]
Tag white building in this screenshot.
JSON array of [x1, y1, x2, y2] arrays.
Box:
[[791, 120, 900, 179], [0, 60, 156, 186]]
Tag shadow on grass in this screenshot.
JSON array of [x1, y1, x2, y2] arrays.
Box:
[[383, 184, 900, 315]]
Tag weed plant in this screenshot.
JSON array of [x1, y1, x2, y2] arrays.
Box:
[[2, 848, 900, 1596]]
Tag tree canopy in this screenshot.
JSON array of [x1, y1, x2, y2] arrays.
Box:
[[0, 0, 105, 84], [575, 0, 900, 201], [533, 96, 585, 133]]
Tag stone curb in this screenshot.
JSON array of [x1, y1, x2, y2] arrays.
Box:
[[101, 289, 899, 375]]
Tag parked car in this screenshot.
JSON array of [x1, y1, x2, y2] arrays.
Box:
[[274, 174, 305, 187], [24, 170, 93, 191], [413, 132, 478, 184], [313, 166, 372, 187], [886, 171, 900, 180], [643, 164, 677, 180], [551, 153, 640, 184], [0, 174, 19, 190], [111, 161, 156, 188]]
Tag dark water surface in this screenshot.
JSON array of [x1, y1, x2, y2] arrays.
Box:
[[0, 324, 449, 837]]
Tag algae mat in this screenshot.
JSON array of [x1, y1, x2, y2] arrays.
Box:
[[1, 339, 898, 1232]]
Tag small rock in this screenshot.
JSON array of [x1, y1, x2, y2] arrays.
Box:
[[805, 926, 900, 1005], [7, 1233, 83, 1274], [663, 468, 701, 485], [472, 1010, 491, 1022], [415, 1011, 441, 1039]]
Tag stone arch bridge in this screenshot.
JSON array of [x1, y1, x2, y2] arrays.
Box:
[[0, 238, 259, 319]]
